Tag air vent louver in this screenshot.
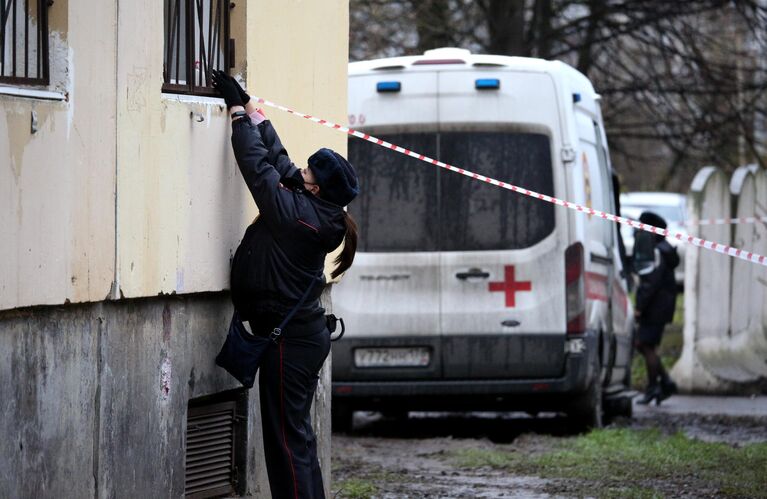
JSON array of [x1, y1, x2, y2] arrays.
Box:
[[185, 401, 237, 498]]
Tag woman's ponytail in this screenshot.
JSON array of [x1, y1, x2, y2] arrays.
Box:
[[331, 211, 358, 279]]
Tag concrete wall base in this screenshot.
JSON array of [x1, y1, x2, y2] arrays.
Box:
[[0, 292, 331, 498], [671, 346, 736, 394]]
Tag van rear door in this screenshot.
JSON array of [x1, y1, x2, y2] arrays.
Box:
[[437, 130, 566, 379], [332, 131, 444, 380]]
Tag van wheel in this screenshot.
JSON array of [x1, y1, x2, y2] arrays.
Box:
[[613, 395, 633, 419], [332, 402, 354, 433], [567, 360, 603, 433]]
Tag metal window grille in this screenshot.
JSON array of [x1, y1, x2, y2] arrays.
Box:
[[185, 400, 238, 498], [0, 0, 50, 85], [163, 0, 231, 96]]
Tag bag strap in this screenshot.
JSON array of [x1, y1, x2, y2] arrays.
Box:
[[269, 272, 321, 342]]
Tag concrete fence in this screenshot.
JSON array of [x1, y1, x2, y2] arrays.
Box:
[[672, 165, 767, 392]]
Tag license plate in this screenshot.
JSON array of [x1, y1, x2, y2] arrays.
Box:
[[354, 347, 431, 368]]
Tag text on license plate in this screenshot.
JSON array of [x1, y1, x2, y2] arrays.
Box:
[[354, 347, 431, 368]]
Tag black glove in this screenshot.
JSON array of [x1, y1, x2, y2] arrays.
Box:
[[211, 70, 244, 109], [229, 75, 250, 105]]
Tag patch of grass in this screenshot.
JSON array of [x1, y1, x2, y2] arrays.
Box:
[[334, 478, 378, 499], [448, 428, 767, 498], [599, 486, 664, 499], [332, 468, 403, 498], [451, 447, 522, 469]]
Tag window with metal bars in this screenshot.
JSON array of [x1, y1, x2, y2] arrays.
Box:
[[0, 0, 50, 85], [163, 0, 232, 96], [185, 391, 247, 498]]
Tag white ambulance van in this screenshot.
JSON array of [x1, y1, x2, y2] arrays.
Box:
[[331, 48, 634, 431]]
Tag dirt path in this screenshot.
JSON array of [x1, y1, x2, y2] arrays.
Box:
[[333, 435, 552, 498], [331, 409, 767, 498]]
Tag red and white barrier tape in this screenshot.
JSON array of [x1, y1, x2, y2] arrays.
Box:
[[687, 216, 767, 226], [252, 96, 767, 268]]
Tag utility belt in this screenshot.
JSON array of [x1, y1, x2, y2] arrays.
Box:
[[243, 311, 345, 341]]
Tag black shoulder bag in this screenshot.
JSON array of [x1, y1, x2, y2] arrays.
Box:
[[215, 276, 319, 389]]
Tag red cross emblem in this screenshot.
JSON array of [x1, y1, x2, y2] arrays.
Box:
[[488, 265, 532, 308]]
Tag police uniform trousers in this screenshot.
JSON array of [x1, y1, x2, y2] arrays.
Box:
[[258, 326, 331, 499], [636, 322, 665, 347]]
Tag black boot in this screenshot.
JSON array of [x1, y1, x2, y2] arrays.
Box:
[[659, 378, 677, 404], [637, 385, 661, 405]]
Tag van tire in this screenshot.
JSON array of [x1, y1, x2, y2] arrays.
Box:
[[614, 395, 633, 419], [567, 359, 603, 433], [332, 402, 354, 433]]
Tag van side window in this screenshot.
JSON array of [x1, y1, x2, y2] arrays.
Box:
[[348, 131, 555, 252], [592, 122, 615, 250]]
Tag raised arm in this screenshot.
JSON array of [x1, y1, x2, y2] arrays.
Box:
[[229, 117, 296, 225], [226, 77, 297, 180], [256, 120, 299, 180], [213, 70, 298, 226]]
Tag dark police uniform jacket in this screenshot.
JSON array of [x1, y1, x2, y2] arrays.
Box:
[[635, 239, 680, 325], [229, 118, 346, 335]]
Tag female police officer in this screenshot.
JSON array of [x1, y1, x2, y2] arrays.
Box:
[[212, 71, 358, 499], [633, 211, 679, 406]]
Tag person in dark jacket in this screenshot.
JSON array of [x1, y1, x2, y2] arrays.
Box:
[[632, 211, 679, 405], [212, 71, 358, 499]]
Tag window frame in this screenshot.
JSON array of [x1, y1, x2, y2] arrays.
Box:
[[0, 0, 50, 86], [162, 0, 231, 97]]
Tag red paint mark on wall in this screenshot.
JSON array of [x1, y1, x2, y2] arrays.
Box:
[[161, 357, 172, 400]]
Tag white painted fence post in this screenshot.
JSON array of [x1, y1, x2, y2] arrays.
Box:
[[672, 166, 733, 392], [749, 166, 767, 377], [719, 166, 767, 380]]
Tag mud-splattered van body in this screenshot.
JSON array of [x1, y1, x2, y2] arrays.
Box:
[[332, 48, 634, 430]]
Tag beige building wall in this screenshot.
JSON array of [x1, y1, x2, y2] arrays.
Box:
[[116, 0, 350, 298], [0, 1, 117, 310], [1, 0, 350, 308]]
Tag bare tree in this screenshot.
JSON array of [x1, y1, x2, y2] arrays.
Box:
[[350, 0, 767, 191]]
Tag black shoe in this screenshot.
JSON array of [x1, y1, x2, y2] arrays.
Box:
[[637, 385, 661, 405], [658, 379, 677, 404]]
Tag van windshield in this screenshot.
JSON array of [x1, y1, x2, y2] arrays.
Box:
[[348, 131, 555, 252]]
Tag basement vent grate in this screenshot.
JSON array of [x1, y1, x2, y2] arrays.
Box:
[[185, 401, 237, 498]]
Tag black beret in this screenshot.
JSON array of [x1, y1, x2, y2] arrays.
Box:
[[308, 148, 359, 207], [639, 211, 667, 229]]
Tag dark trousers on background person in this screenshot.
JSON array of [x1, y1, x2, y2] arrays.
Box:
[[635, 321, 676, 405], [258, 327, 331, 499]]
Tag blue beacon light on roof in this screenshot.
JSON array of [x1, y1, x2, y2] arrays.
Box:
[[376, 81, 401, 93], [475, 78, 500, 90]]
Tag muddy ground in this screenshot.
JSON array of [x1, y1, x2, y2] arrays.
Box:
[[330, 409, 767, 498]]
